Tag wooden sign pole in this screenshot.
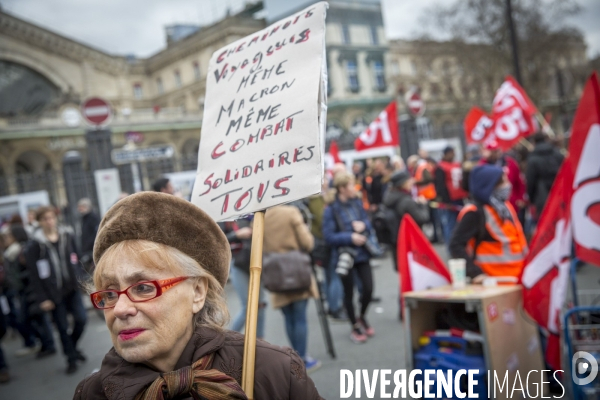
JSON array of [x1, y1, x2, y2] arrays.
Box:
[[241, 210, 266, 399]]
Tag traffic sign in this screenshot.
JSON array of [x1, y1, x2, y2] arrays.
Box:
[[111, 145, 174, 165], [81, 97, 112, 126], [406, 91, 425, 117]]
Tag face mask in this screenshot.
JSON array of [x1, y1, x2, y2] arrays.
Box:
[[493, 183, 512, 202]]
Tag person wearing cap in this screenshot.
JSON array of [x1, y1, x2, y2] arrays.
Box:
[[480, 140, 527, 226], [74, 192, 321, 400], [434, 146, 468, 245], [383, 170, 430, 270], [449, 165, 528, 280], [413, 155, 440, 243]]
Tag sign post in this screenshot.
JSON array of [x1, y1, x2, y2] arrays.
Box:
[[406, 90, 425, 118], [192, 3, 328, 397]]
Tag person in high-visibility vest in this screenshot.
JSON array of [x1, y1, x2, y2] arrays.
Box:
[[449, 164, 528, 280], [414, 157, 440, 242]]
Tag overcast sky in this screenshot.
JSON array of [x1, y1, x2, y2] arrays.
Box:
[[2, 0, 599, 58]]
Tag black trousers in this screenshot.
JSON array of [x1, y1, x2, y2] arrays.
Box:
[[340, 261, 373, 326], [51, 290, 87, 363]]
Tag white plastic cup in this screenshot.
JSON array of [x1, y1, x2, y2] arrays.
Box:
[[448, 258, 467, 289]]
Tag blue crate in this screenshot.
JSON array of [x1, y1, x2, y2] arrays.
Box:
[[414, 336, 487, 399]]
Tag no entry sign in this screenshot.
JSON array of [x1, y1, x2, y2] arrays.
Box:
[[407, 91, 425, 117], [81, 97, 112, 126]]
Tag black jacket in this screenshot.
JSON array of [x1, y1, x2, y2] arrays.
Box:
[[383, 188, 429, 227], [219, 219, 252, 273], [449, 202, 491, 278], [25, 228, 82, 305], [526, 143, 564, 212], [382, 187, 430, 248], [366, 174, 385, 206], [80, 211, 100, 256], [434, 167, 451, 204]]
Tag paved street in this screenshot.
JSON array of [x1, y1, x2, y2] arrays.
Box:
[[0, 249, 411, 400], [1, 246, 598, 399]]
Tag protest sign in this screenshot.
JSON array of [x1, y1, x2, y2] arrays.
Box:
[[192, 2, 328, 221]]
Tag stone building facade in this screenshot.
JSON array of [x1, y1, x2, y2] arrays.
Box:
[[321, 0, 395, 150], [0, 4, 265, 208]]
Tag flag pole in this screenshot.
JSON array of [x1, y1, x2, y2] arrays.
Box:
[[535, 112, 555, 138], [241, 210, 265, 399], [519, 138, 534, 151]]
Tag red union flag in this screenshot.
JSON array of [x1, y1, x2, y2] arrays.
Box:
[[463, 77, 539, 149], [464, 106, 494, 144], [490, 105, 538, 150], [491, 76, 538, 147], [567, 72, 600, 266], [354, 101, 399, 151], [398, 215, 451, 294], [520, 165, 572, 369], [492, 76, 538, 116]]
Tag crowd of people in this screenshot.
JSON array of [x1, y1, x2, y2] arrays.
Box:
[[0, 200, 100, 382], [0, 131, 566, 386]]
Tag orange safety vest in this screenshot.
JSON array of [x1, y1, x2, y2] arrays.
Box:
[[458, 202, 528, 278], [355, 182, 370, 210], [415, 162, 437, 200]]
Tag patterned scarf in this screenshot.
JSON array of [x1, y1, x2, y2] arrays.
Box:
[[134, 353, 247, 400], [489, 185, 513, 221]]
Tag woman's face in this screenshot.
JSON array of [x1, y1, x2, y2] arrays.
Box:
[[98, 252, 207, 372]]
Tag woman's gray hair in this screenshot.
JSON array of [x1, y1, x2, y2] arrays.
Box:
[[90, 240, 230, 331]]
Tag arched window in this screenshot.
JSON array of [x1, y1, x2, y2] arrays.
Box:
[[0, 61, 60, 116]]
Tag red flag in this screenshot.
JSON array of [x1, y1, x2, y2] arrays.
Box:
[[398, 215, 451, 294], [490, 105, 538, 150], [464, 106, 494, 144], [464, 76, 539, 150], [492, 76, 538, 116], [329, 140, 342, 164], [354, 101, 399, 151], [566, 72, 600, 266], [324, 140, 342, 171], [520, 164, 573, 370], [490, 76, 539, 148]]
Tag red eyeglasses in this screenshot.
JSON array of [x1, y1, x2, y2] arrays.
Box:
[[90, 276, 190, 309]]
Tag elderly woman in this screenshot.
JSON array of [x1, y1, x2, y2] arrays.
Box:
[[74, 192, 320, 400]]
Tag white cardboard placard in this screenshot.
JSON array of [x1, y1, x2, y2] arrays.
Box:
[[192, 2, 328, 221]]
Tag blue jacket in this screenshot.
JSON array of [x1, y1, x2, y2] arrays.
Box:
[[322, 197, 373, 264]]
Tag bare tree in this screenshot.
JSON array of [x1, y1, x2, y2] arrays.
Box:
[[420, 0, 589, 108]]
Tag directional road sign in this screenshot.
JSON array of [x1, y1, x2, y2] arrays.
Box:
[[111, 145, 174, 165]]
